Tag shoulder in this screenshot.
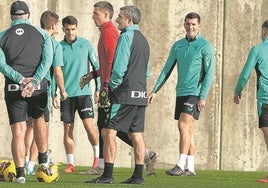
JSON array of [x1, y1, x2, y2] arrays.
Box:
[[51, 39, 62, 51], [32, 26, 50, 39], [171, 38, 186, 50], [78, 37, 93, 46]]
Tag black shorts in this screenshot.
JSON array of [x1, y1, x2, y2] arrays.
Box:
[[258, 102, 268, 128], [97, 107, 109, 129], [175, 95, 200, 120], [60, 95, 94, 123], [4, 79, 48, 125], [44, 107, 50, 122], [106, 104, 145, 133], [28, 106, 49, 123]]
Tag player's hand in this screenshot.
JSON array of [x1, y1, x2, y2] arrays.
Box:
[[60, 90, 68, 101], [98, 90, 110, 108], [21, 80, 36, 98], [52, 96, 60, 109], [198, 99, 206, 111], [21, 77, 35, 86], [148, 92, 156, 104], [79, 72, 94, 90], [94, 91, 99, 104], [233, 93, 241, 104]]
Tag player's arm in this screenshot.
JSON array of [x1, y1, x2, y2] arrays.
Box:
[[88, 43, 100, 92], [101, 29, 118, 90], [52, 43, 67, 100], [32, 33, 53, 85], [109, 35, 130, 91], [148, 44, 177, 104], [151, 45, 177, 93], [233, 47, 257, 104], [199, 42, 215, 100], [0, 47, 24, 84]]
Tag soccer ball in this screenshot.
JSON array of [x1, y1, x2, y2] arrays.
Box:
[[35, 163, 60, 183], [2, 160, 16, 182], [0, 159, 9, 175]]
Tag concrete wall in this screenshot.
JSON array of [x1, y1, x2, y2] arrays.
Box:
[[0, 0, 268, 171]]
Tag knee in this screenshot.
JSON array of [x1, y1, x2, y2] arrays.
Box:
[[178, 121, 188, 132], [101, 128, 115, 141]]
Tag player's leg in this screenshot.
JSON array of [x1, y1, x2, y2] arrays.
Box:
[[78, 96, 99, 169], [116, 124, 158, 176], [5, 82, 28, 183], [33, 115, 48, 164], [25, 118, 34, 165], [86, 103, 124, 184], [60, 97, 76, 173], [257, 102, 268, 183], [28, 81, 50, 170], [25, 118, 38, 175], [121, 106, 146, 185], [63, 122, 75, 172], [83, 118, 99, 167], [11, 122, 27, 181], [166, 96, 197, 176], [184, 122, 196, 176]]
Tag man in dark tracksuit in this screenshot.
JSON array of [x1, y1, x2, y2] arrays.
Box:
[[0, 1, 53, 183], [87, 6, 150, 185]]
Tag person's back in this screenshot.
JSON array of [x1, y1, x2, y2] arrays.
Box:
[[109, 25, 150, 106], [0, 1, 53, 184], [0, 22, 44, 78], [235, 38, 268, 102]]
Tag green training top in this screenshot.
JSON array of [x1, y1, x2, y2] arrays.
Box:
[[152, 33, 215, 100], [60, 36, 100, 97], [235, 37, 268, 103], [49, 38, 64, 97]]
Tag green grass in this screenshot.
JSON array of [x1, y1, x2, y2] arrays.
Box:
[[1, 165, 268, 188]]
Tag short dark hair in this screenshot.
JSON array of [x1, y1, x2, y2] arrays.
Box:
[[120, 6, 141, 24], [262, 20, 268, 29], [62, 15, 78, 27], [184, 12, 201, 23], [40, 11, 59, 29], [94, 1, 114, 19]]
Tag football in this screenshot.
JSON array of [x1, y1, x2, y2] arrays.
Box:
[[35, 163, 59, 183], [0, 159, 9, 175], [2, 160, 16, 182]]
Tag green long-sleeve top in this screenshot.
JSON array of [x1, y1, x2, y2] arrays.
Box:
[[60, 37, 100, 97], [152, 33, 215, 100], [235, 37, 268, 103]]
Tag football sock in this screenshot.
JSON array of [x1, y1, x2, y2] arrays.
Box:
[[66, 154, 74, 166], [16, 167, 25, 178], [186, 155, 195, 172], [102, 163, 114, 178], [92, 145, 99, 158], [144, 149, 150, 164], [92, 157, 99, 168], [25, 155, 29, 165], [98, 158, 104, 169], [27, 161, 35, 171], [132, 164, 144, 180], [177, 154, 187, 170], [38, 151, 47, 165]]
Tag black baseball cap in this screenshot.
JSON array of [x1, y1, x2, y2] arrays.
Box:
[[10, 1, 29, 15]]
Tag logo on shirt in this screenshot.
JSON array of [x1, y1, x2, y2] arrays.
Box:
[[15, 28, 24, 36], [131, 91, 147, 99]]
